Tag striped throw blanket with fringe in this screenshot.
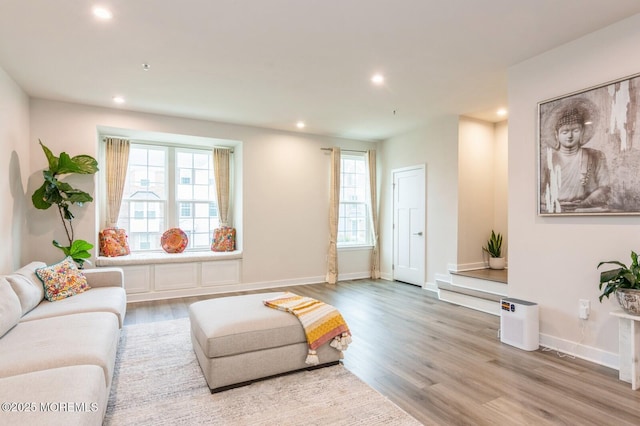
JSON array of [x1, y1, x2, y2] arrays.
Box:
[[263, 292, 352, 365]]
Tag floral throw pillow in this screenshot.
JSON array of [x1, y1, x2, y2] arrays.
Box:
[[35, 257, 91, 302], [99, 227, 130, 257]]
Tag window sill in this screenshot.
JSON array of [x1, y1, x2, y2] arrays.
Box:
[[95, 250, 243, 267], [338, 245, 373, 252]]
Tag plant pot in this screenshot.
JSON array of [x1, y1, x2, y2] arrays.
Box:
[[489, 257, 506, 270], [616, 288, 640, 316]]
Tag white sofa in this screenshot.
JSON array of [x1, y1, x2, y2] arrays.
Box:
[[0, 262, 126, 426]]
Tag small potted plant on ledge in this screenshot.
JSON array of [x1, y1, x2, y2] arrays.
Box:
[[598, 250, 640, 316], [483, 230, 505, 270]]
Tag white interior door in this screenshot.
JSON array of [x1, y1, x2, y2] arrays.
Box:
[[393, 166, 425, 286]]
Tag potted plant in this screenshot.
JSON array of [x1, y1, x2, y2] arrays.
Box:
[[483, 230, 505, 270], [598, 250, 640, 315], [31, 140, 99, 267]]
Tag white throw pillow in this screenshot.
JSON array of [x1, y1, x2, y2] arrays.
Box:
[[5, 261, 46, 315]]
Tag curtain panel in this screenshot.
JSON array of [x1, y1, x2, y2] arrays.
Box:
[[104, 137, 130, 228], [367, 150, 380, 279], [213, 148, 231, 227], [326, 147, 341, 284]]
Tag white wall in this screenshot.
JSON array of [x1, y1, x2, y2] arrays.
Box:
[[494, 120, 508, 247], [26, 99, 376, 286], [457, 117, 497, 269], [0, 65, 30, 273], [379, 115, 459, 285], [509, 13, 640, 366]]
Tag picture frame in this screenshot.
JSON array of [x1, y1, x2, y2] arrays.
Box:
[[538, 73, 640, 216]]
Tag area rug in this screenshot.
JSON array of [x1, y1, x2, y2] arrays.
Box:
[[104, 318, 421, 425]]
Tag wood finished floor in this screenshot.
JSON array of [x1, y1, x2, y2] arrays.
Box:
[[124, 280, 640, 425]]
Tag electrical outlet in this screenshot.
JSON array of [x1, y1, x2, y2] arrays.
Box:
[[579, 299, 590, 319]]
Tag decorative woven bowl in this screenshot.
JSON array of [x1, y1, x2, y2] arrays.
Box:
[[161, 228, 188, 253]]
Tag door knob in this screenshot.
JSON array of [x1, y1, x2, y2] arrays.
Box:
[[413, 232, 423, 236]]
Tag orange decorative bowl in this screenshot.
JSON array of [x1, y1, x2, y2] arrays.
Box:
[[161, 228, 188, 253]]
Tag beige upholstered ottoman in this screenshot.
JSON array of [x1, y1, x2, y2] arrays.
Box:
[[189, 292, 342, 392]]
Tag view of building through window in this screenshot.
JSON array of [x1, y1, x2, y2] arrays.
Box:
[[117, 144, 218, 251], [338, 153, 371, 246]]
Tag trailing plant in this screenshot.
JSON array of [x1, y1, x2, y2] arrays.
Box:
[[482, 230, 503, 258], [31, 140, 99, 267], [597, 250, 640, 302]]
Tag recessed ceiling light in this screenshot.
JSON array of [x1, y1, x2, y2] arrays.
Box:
[[142, 63, 151, 71], [93, 6, 113, 20], [296, 121, 305, 129], [371, 73, 385, 85], [497, 108, 507, 116], [113, 96, 125, 104]]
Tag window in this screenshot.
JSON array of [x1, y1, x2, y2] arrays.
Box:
[[117, 143, 219, 252], [338, 153, 372, 247]]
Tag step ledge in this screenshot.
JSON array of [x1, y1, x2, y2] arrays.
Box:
[[437, 281, 502, 302], [439, 289, 500, 316]]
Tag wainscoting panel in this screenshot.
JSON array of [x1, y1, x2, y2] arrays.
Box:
[[120, 265, 151, 294], [201, 260, 241, 287], [98, 253, 243, 301], [155, 263, 198, 291]]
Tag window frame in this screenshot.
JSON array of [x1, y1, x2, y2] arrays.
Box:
[[337, 152, 373, 249], [116, 141, 220, 253]]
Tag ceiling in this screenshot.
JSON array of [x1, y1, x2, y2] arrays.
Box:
[[1, 1, 640, 142]]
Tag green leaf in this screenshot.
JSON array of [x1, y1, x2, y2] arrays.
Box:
[[597, 260, 627, 269], [52, 240, 71, 257], [57, 152, 98, 175], [65, 190, 94, 204], [61, 205, 74, 221], [70, 155, 99, 174], [31, 183, 52, 210], [70, 239, 93, 253], [53, 240, 93, 266], [39, 140, 59, 174]]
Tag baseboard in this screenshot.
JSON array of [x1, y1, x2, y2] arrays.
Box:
[[539, 333, 619, 370], [448, 262, 488, 272], [434, 273, 451, 284], [423, 281, 438, 293], [338, 271, 371, 281]]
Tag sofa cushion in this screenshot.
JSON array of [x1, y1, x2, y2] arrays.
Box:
[[4, 261, 46, 315], [0, 278, 22, 338], [0, 312, 120, 387], [36, 257, 90, 302], [21, 287, 127, 328], [0, 365, 107, 426]]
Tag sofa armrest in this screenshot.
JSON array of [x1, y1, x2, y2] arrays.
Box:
[[82, 267, 124, 289]]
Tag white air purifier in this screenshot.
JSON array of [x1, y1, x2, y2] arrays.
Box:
[[500, 298, 539, 351]]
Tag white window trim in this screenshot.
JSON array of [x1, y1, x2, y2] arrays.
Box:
[[337, 152, 373, 248]]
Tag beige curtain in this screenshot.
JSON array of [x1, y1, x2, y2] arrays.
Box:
[[213, 148, 231, 227], [326, 147, 341, 284], [104, 137, 130, 228], [367, 150, 380, 279]]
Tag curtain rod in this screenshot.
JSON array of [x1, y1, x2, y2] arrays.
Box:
[[320, 147, 368, 153], [101, 136, 234, 153]]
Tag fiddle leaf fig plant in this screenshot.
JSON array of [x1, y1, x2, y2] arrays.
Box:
[[32, 140, 99, 267]]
